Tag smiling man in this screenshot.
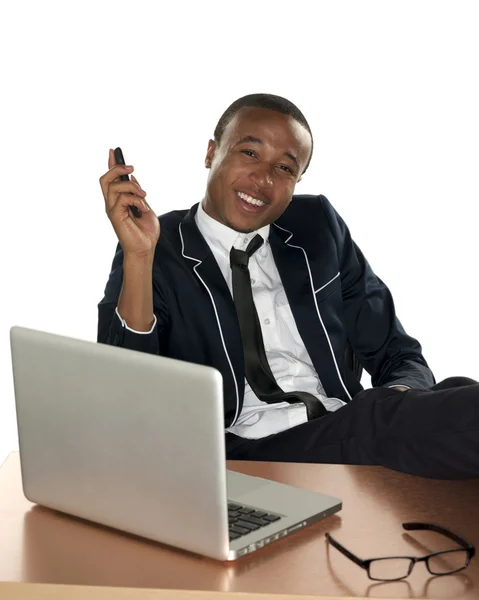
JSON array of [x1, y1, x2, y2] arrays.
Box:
[[98, 93, 479, 480], [203, 105, 312, 233]]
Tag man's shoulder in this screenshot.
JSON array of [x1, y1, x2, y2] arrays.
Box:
[[157, 208, 190, 230], [291, 193, 327, 205], [284, 193, 332, 216], [276, 194, 333, 229]]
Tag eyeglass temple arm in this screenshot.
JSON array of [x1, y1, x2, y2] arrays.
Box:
[[403, 522, 475, 551], [325, 533, 367, 568]]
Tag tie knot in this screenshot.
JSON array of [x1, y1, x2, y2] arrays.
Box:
[[230, 234, 264, 269]]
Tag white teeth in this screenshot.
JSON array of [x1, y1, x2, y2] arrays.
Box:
[[237, 192, 265, 207]]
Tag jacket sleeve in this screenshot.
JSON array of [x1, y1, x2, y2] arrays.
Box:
[[321, 196, 435, 390], [97, 243, 170, 356]]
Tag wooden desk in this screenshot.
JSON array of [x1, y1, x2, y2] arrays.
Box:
[[0, 582, 391, 600], [1, 452, 479, 599]]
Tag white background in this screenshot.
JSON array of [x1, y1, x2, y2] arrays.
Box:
[[1, 1, 478, 465]]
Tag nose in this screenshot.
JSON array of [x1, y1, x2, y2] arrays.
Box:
[[249, 163, 273, 188]]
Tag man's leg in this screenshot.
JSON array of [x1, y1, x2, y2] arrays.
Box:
[[226, 377, 479, 479]]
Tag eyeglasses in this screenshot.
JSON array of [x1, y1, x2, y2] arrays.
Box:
[[326, 522, 475, 582]]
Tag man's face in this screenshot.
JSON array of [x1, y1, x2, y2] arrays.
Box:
[[203, 107, 312, 233]]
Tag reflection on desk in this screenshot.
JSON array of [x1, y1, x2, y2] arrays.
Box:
[[21, 504, 342, 591]]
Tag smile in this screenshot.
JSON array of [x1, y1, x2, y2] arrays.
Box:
[[236, 191, 266, 207]]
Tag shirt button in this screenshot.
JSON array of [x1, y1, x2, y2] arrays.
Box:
[[243, 238, 248, 245], [264, 318, 270, 325], [251, 278, 256, 285]]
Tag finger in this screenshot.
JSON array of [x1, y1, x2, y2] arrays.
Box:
[[108, 192, 150, 220], [109, 180, 146, 197], [106, 180, 146, 211], [131, 175, 154, 211], [130, 174, 144, 191], [107, 182, 146, 214], [99, 164, 134, 203], [108, 148, 115, 170]]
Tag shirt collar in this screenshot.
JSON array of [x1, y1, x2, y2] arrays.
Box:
[[195, 200, 270, 255]]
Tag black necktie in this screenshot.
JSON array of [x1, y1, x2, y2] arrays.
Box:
[[230, 234, 327, 420]]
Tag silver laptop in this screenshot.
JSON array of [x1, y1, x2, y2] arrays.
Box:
[[10, 326, 341, 561]]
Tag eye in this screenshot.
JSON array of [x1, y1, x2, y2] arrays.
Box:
[[240, 149, 257, 158], [277, 165, 294, 174]]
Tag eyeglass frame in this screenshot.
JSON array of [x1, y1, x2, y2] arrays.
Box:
[[326, 522, 475, 582]]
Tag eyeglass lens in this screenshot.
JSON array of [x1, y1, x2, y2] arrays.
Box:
[[368, 549, 469, 580], [427, 549, 469, 575], [368, 558, 414, 581]]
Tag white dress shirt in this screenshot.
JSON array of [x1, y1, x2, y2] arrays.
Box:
[[194, 201, 346, 439]]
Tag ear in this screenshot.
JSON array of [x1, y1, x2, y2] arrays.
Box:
[[205, 139, 216, 169]]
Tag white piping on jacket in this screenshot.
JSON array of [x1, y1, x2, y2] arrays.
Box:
[[273, 223, 352, 401], [179, 223, 241, 425], [314, 271, 340, 295]]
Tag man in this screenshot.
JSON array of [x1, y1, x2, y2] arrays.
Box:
[[98, 93, 479, 480]]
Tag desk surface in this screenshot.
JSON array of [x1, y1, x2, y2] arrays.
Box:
[[1, 452, 479, 599], [0, 582, 394, 600]]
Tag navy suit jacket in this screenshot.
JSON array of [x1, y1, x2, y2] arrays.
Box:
[[98, 195, 435, 427]]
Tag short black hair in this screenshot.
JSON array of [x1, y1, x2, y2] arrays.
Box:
[[213, 93, 314, 173]]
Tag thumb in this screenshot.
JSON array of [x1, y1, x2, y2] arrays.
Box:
[[108, 148, 115, 170]]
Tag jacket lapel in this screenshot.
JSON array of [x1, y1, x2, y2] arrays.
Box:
[[179, 206, 245, 416], [269, 224, 348, 400]]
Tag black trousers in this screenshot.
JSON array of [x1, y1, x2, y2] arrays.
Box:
[[225, 377, 479, 480]]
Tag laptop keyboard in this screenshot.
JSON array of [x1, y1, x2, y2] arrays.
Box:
[[228, 502, 282, 541]]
